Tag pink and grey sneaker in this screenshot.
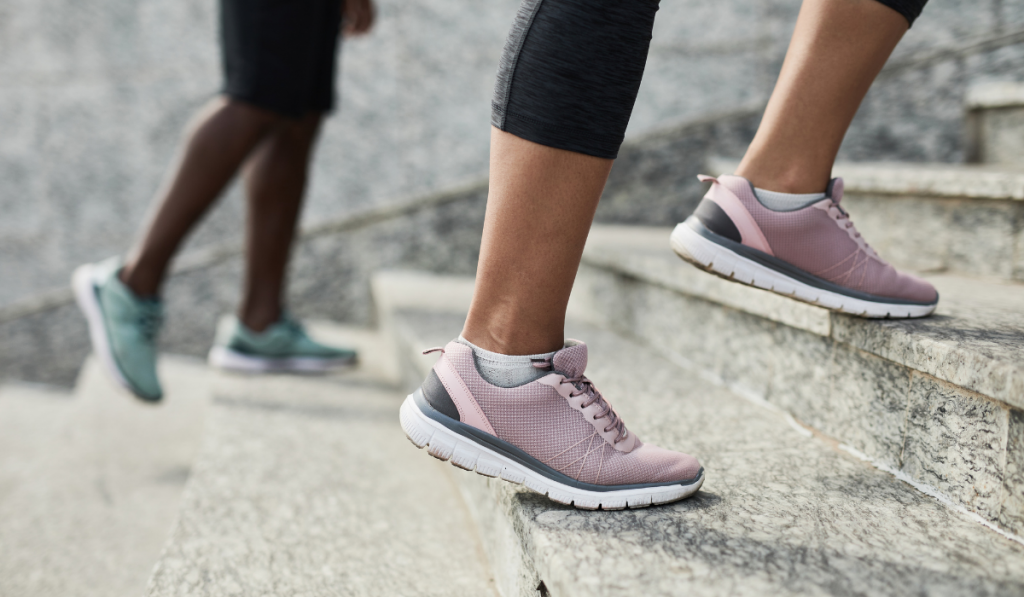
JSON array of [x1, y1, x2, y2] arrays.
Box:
[[670, 174, 938, 318], [399, 340, 704, 509]]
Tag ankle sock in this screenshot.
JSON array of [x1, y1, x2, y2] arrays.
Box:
[[457, 336, 558, 388], [754, 187, 826, 211]]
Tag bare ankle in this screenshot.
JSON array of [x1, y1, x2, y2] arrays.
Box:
[[734, 157, 831, 194], [239, 305, 281, 333], [461, 318, 564, 356], [119, 263, 160, 299]]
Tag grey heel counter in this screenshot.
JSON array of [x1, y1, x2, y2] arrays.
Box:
[[422, 369, 461, 421], [693, 198, 742, 243]]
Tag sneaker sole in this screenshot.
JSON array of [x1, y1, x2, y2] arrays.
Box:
[[71, 264, 143, 399], [399, 393, 705, 510], [208, 346, 356, 373], [670, 219, 938, 319]]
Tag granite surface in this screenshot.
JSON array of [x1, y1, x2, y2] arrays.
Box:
[[1002, 408, 1024, 535], [582, 225, 1024, 410], [972, 106, 1024, 166], [394, 309, 1024, 597], [146, 373, 497, 597], [0, 356, 210, 597], [903, 374, 1010, 521], [818, 344, 912, 469], [577, 225, 1024, 526]]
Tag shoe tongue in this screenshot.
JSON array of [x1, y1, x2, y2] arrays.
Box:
[[552, 340, 588, 378], [827, 177, 845, 203]]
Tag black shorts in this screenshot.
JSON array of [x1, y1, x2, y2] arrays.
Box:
[[220, 0, 342, 119]]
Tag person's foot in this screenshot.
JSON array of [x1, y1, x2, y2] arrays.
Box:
[[207, 313, 357, 373], [670, 174, 939, 318], [72, 258, 164, 401], [400, 339, 704, 509]]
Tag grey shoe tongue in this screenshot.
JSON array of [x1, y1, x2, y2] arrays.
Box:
[[827, 177, 845, 203], [552, 340, 588, 378]]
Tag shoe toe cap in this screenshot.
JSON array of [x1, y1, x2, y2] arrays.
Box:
[[635, 443, 703, 483], [897, 271, 939, 304]]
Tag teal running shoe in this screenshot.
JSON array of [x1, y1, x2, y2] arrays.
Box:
[[72, 258, 164, 402], [208, 313, 357, 373]]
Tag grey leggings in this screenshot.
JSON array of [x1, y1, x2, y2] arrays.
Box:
[[492, 0, 927, 160]]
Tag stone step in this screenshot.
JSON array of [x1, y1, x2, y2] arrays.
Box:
[[574, 223, 1024, 538], [708, 158, 1024, 283], [0, 356, 211, 597], [966, 81, 1024, 166], [390, 302, 1024, 597], [145, 347, 497, 596]]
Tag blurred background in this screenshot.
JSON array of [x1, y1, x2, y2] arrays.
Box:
[[2, 0, 1023, 384]]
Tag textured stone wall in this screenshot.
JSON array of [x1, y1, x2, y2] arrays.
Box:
[[3, 0, 1024, 308]]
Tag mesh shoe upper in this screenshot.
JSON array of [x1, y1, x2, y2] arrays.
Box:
[[714, 175, 937, 304], [439, 340, 701, 486], [94, 260, 164, 400], [219, 313, 356, 360]]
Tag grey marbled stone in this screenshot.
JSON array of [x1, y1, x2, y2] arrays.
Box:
[[600, 111, 761, 226], [394, 309, 1024, 597], [577, 224, 1024, 528], [831, 274, 1024, 410], [973, 107, 1024, 166], [902, 374, 1010, 522], [147, 374, 496, 597], [1016, 224, 1024, 282], [818, 344, 911, 470], [582, 226, 832, 336], [1001, 408, 1024, 535]]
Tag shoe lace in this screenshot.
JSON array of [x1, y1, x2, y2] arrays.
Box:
[[532, 358, 628, 444], [137, 309, 163, 343], [830, 200, 877, 256]]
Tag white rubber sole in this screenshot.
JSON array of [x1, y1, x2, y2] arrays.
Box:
[[71, 264, 133, 394], [208, 346, 356, 373], [670, 222, 937, 319], [399, 394, 704, 510]]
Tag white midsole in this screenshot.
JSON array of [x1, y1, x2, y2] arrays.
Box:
[[670, 222, 937, 319], [71, 264, 132, 392], [399, 394, 704, 510], [208, 346, 356, 373]]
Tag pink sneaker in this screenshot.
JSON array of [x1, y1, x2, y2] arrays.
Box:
[[400, 340, 704, 509], [670, 174, 938, 318]]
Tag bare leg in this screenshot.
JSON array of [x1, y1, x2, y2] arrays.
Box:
[[461, 129, 613, 355], [121, 97, 281, 296], [238, 113, 324, 332], [735, 0, 908, 193]]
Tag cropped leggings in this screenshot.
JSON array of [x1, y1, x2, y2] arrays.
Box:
[[491, 0, 927, 160]]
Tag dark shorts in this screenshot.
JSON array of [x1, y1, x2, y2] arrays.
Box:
[[221, 0, 342, 119], [492, 0, 928, 160]]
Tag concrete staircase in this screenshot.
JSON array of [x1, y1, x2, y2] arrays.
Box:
[[4, 83, 1024, 596], [391, 295, 1024, 597], [145, 324, 497, 597]]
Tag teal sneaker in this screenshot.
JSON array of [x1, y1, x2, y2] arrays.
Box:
[[207, 313, 357, 373], [72, 258, 164, 402]]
